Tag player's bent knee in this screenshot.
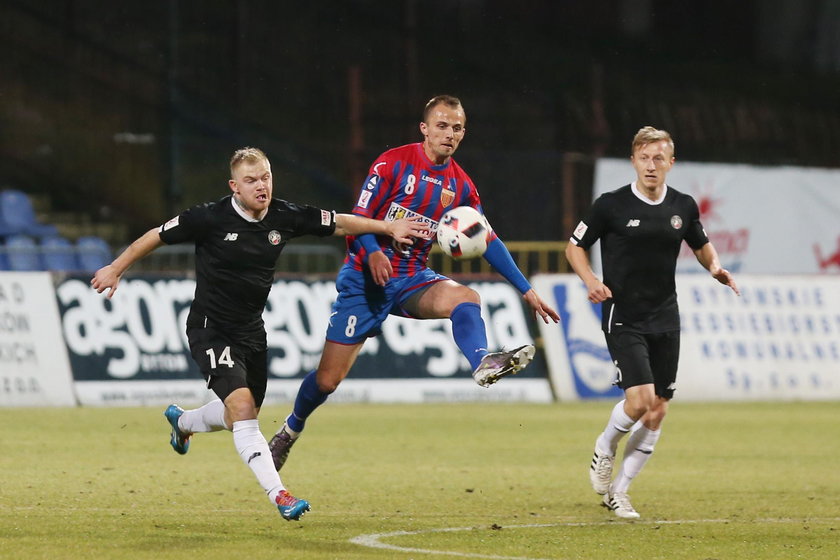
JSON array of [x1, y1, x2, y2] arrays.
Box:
[[447, 285, 480, 309], [315, 373, 344, 394], [223, 388, 258, 422], [625, 394, 655, 419], [462, 286, 481, 304]]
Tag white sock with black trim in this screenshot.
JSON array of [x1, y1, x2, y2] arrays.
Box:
[[232, 419, 284, 504], [612, 425, 661, 494], [595, 399, 637, 456]]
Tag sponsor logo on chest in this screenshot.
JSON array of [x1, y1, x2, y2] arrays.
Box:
[[385, 203, 437, 238], [223, 231, 282, 245]]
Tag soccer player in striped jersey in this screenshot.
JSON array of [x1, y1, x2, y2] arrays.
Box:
[[566, 127, 739, 519], [269, 95, 559, 472]]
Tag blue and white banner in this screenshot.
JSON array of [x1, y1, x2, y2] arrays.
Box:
[[531, 275, 622, 401], [55, 275, 551, 406], [677, 275, 840, 401], [533, 274, 840, 402]]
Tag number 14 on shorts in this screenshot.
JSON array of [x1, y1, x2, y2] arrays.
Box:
[[206, 346, 234, 368]]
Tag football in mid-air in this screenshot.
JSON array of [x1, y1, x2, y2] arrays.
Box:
[[436, 206, 492, 259]]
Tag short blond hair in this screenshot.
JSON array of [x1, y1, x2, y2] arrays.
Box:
[[631, 126, 674, 157], [230, 147, 269, 177]]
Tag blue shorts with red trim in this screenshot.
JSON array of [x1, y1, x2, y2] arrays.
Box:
[[326, 264, 449, 344]]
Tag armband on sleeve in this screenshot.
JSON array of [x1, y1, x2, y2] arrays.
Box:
[[483, 237, 531, 294]]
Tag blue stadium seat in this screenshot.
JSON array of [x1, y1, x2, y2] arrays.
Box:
[[76, 235, 112, 271], [41, 236, 79, 271], [5, 234, 44, 271], [0, 189, 59, 238], [0, 241, 9, 270]]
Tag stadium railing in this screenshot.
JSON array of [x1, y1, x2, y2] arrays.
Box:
[[428, 241, 570, 276], [126, 243, 347, 275], [121, 241, 570, 277], [0, 239, 570, 277]]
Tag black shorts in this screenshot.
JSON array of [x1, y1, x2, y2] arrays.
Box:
[[187, 325, 268, 408], [604, 330, 680, 399]]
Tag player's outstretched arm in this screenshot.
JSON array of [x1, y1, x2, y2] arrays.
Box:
[[91, 228, 164, 299], [333, 214, 426, 244], [480, 237, 559, 323], [523, 288, 560, 324], [693, 242, 740, 296]]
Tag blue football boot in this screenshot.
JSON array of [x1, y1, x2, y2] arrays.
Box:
[[275, 490, 311, 521], [164, 404, 191, 455]]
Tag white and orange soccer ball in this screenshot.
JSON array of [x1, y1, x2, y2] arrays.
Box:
[[436, 206, 492, 259]]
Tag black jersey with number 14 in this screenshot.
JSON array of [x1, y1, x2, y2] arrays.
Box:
[[570, 184, 708, 333], [158, 195, 336, 345]]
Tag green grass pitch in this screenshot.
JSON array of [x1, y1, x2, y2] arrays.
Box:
[[1, 401, 838, 559]]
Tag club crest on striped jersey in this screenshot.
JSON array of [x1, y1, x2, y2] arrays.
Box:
[[440, 183, 455, 207]]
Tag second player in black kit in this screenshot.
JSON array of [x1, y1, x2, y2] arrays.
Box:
[[92, 147, 424, 521], [566, 127, 739, 520], [578, 184, 708, 336]]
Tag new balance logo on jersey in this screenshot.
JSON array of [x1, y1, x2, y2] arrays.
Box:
[[224, 233, 238, 241], [626, 219, 640, 227]]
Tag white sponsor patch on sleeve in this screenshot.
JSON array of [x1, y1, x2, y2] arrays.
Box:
[[321, 209, 333, 226], [358, 190, 372, 209], [572, 220, 588, 240], [161, 216, 180, 232]]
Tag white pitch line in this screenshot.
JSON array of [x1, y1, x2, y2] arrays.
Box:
[[349, 517, 840, 560], [350, 524, 557, 560]]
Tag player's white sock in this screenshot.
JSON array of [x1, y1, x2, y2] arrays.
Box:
[[612, 425, 661, 494], [179, 399, 229, 433], [595, 399, 637, 456], [279, 414, 300, 438], [232, 419, 284, 504]]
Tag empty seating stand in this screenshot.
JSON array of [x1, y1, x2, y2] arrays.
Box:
[[75, 235, 112, 271], [3, 234, 43, 271], [0, 189, 114, 273], [41, 236, 80, 271], [0, 189, 59, 238]]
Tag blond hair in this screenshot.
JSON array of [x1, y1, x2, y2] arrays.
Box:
[[230, 147, 269, 177], [631, 126, 674, 157]]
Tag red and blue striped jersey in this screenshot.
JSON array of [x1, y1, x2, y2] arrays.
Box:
[[346, 142, 497, 276]]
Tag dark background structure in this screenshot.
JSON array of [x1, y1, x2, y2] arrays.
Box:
[[2, 0, 839, 247]]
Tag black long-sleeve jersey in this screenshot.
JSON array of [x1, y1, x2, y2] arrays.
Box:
[[158, 195, 336, 346], [570, 183, 709, 333]]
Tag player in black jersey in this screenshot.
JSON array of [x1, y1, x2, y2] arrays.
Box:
[[91, 147, 424, 520], [565, 127, 739, 519]]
